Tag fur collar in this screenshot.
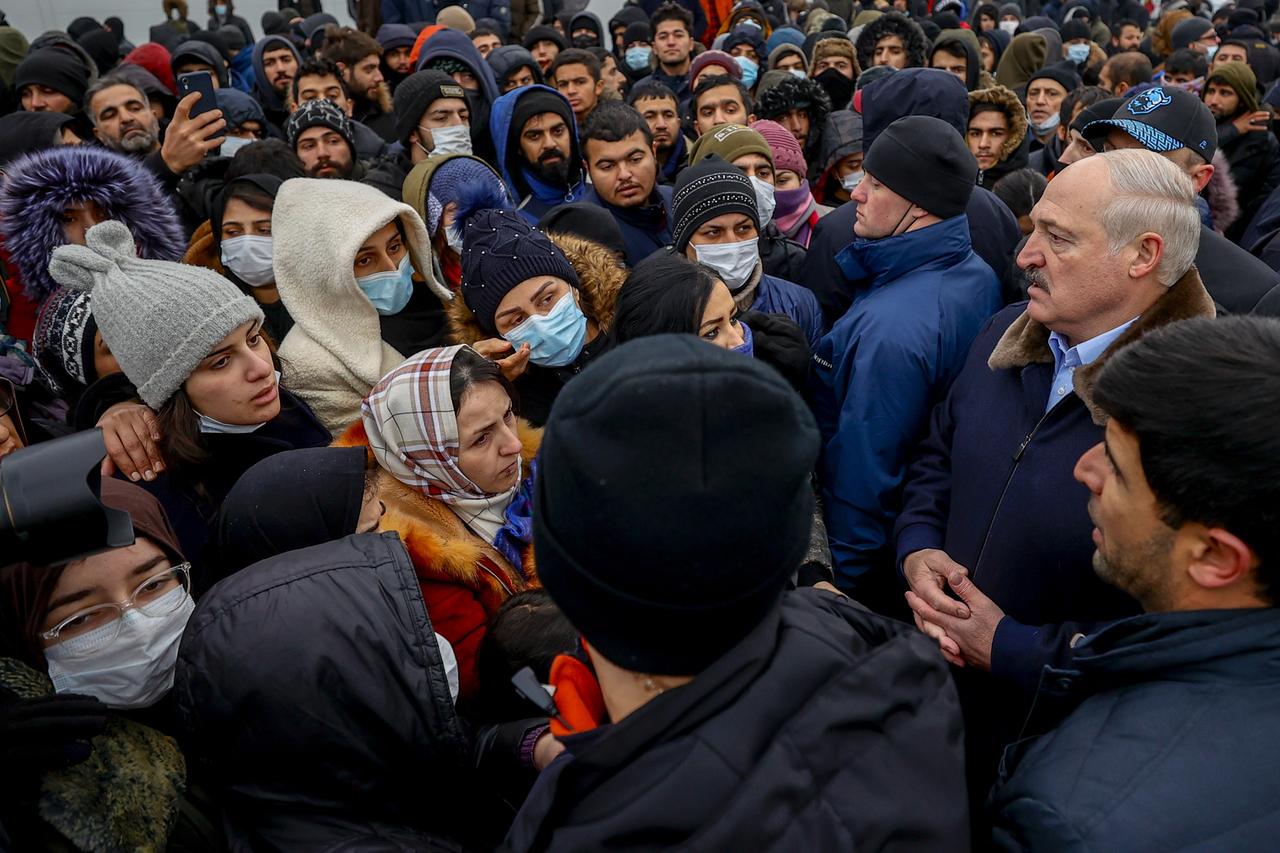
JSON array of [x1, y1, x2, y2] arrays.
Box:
[[969, 84, 1029, 163], [332, 418, 541, 590], [987, 267, 1216, 423], [1205, 150, 1240, 235], [0, 657, 186, 851], [447, 231, 625, 346], [182, 219, 223, 274]]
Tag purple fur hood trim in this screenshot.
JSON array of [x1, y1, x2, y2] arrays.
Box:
[[0, 146, 185, 302]]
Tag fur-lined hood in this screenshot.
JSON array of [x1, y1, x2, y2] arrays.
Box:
[[854, 12, 929, 72], [1205, 149, 1240, 235], [988, 266, 1216, 424], [968, 84, 1029, 164], [446, 231, 625, 346], [0, 146, 185, 301], [755, 74, 832, 146]]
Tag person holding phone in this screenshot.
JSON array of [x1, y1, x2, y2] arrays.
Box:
[[1201, 61, 1280, 242]]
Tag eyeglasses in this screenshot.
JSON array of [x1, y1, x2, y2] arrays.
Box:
[[40, 564, 191, 658]]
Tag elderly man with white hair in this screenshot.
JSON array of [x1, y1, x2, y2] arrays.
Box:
[[891, 148, 1217, 810]]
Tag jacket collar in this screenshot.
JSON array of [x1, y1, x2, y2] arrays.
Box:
[[603, 186, 669, 229], [835, 214, 973, 289], [987, 267, 1216, 424]]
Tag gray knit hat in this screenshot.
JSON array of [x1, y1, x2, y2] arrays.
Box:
[[48, 220, 264, 408]]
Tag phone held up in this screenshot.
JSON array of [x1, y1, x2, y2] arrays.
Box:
[[177, 70, 218, 119]]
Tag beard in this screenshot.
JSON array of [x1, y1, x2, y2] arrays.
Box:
[[531, 149, 571, 186], [114, 126, 158, 155], [1090, 511, 1176, 610]]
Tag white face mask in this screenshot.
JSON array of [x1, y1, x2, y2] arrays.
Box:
[[44, 587, 196, 709], [841, 170, 864, 192], [788, 68, 806, 78], [445, 222, 464, 254], [999, 19, 1019, 34], [1029, 112, 1061, 136], [749, 176, 776, 228], [220, 234, 274, 287], [196, 370, 279, 433], [424, 123, 473, 156], [693, 237, 760, 292], [220, 135, 255, 157]]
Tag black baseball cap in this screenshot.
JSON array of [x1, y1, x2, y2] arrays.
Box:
[[1082, 86, 1217, 163]]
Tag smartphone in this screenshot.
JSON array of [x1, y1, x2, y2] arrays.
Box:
[[177, 70, 218, 119]]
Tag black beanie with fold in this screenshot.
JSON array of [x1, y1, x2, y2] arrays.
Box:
[[14, 49, 90, 108], [863, 114, 976, 219]]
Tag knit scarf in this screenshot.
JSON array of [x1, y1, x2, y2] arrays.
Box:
[[773, 184, 819, 246]]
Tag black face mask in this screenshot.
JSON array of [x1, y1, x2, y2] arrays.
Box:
[[815, 67, 854, 110], [572, 34, 599, 48]]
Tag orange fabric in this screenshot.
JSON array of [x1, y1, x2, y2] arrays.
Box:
[[703, 0, 733, 45], [548, 653, 606, 737], [418, 578, 491, 701], [409, 24, 445, 67]]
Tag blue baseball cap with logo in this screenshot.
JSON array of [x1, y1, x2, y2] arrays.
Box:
[[1082, 86, 1217, 164]]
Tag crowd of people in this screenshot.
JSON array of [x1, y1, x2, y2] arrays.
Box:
[[0, 0, 1278, 849]]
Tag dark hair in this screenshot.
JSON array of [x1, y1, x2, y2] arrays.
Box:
[[225, 139, 306, 180], [627, 79, 679, 107], [1104, 51, 1154, 87], [0, 561, 67, 666], [319, 26, 383, 66], [691, 73, 754, 119], [582, 101, 654, 148], [550, 47, 602, 81], [611, 253, 722, 345], [475, 589, 578, 721], [216, 181, 276, 242], [449, 345, 516, 414], [991, 168, 1046, 218], [1165, 48, 1208, 79], [651, 1, 694, 32], [471, 25, 501, 41], [587, 46, 614, 66], [291, 56, 352, 104], [1092, 316, 1280, 603], [1058, 83, 1109, 126], [933, 40, 967, 61], [970, 100, 1006, 123], [1115, 18, 1141, 33]]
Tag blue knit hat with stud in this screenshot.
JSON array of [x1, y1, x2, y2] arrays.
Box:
[[458, 208, 579, 334]]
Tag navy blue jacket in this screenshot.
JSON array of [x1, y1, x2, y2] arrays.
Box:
[[490, 86, 592, 224], [591, 185, 672, 266], [810, 215, 1001, 590], [990, 608, 1280, 852], [893, 270, 1214, 786], [752, 269, 823, 351], [803, 187, 1021, 328]]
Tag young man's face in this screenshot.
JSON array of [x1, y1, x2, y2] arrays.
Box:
[[472, 32, 502, 58], [1115, 24, 1142, 52], [777, 108, 811, 145], [774, 52, 806, 73], [295, 73, 351, 115], [694, 84, 750, 136], [1203, 81, 1242, 119], [967, 109, 1009, 170], [814, 54, 855, 78], [1213, 44, 1250, 68], [385, 46, 413, 74], [654, 19, 692, 68], [262, 47, 298, 94], [553, 62, 603, 121], [636, 95, 680, 149], [930, 49, 967, 83], [585, 130, 657, 207], [531, 39, 560, 72], [600, 55, 626, 99], [1191, 30, 1221, 55], [874, 35, 907, 68], [296, 126, 352, 178], [503, 65, 538, 92], [518, 111, 573, 183]]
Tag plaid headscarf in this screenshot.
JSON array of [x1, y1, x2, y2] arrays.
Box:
[[362, 345, 521, 546]]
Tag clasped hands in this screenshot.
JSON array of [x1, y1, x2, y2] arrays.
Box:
[[903, 548, 1004, 671]]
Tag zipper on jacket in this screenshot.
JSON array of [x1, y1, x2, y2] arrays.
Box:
[[478, 558, 516, 596], [971, 407, 1056, 582]]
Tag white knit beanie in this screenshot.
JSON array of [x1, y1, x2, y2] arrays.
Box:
[[48, 220, 265, 408]]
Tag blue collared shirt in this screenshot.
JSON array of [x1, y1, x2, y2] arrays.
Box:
[[1045, 318, 1138, 412]]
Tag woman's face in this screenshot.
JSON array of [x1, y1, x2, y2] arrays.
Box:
[[699, 280, 745, 350], [183, 321, 280, 425], [354, 220, 408, 279], [220, 197, 273, 240], [455, 380, 523, 494], [775, 169, 804, 190], [493, 275, 577, 336], [41, 536, 171, 648], [60, 200, 107, 245]]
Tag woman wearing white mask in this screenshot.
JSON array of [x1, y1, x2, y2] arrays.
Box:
[[815, 108, 864, 206], [445, 206, 625, 427], [670, 156, 823, 349], [0, 478, 218, 850], [272, 177, 455, 433], [402, 153, 512, 293]]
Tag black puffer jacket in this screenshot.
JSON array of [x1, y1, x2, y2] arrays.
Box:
[[173, 533, 479, 851], [503, 589, 969, 852]]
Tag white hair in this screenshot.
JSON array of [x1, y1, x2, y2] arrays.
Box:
[[1096, 148, 1201, 287]]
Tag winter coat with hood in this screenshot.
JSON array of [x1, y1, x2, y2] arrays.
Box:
[[273, 178, 454, 433], [490, 85, 593, 225], [250, 35, 301, 129], [854, 12, 929, 71], [755, 74, 831, 180], [893, 270, 1214, 799], [810, 214, 1002, 591], [816, 108, 862, 205], [174, 533, 481, 851], [0, 146, 185, 305], [488, 44, 543, 91], [503, 589, 969, 852], [989, 607, 1280, 853], [932, 29, 999, 91], [969, 84, 1030, 187], [448, 231, 623, 427]]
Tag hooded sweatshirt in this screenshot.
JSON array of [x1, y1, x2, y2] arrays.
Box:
[[490, 84, 592, 224], [250, 35, 301, 123], [996, 33, 1047, 89], [932, 29, 996, 91], [273, 178, 454, 433]]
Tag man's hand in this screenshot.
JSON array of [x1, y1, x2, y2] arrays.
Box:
[[906, 570, 1005, 671], [161, 92, 226, 175], [472, 338, 532, 382], [1234, 109, 1271, 136], [97, 402, 164, 482], [903, 549, 971, 618]]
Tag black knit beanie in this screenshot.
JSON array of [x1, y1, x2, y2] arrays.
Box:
[[284, 98, 355, 153], [14, 49, 90, 107], [863, 115, 976, 219], [524, 24, 567, 50], [1028, 60, 1082, 93], [459, 208, 580, 334], [508, 87, 575, 157], [670, 155, 758, 252], [393, 70, 468, 147], [535, 334, 819, 675]]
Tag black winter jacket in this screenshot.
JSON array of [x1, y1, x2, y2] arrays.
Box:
[[502, 589, 969, 852]]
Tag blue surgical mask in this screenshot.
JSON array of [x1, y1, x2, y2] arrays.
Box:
[[1029, 112, 1061, 136], [221, 134, 255, 157], [356, 254, 415, 315], [735, 55, 759, 87], [731, 320, 754, 356], [625, 46, 653, 70], [1067, 43, 1090, 64], [215, 3, 228, 15], [503, 290, 589, 367]]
